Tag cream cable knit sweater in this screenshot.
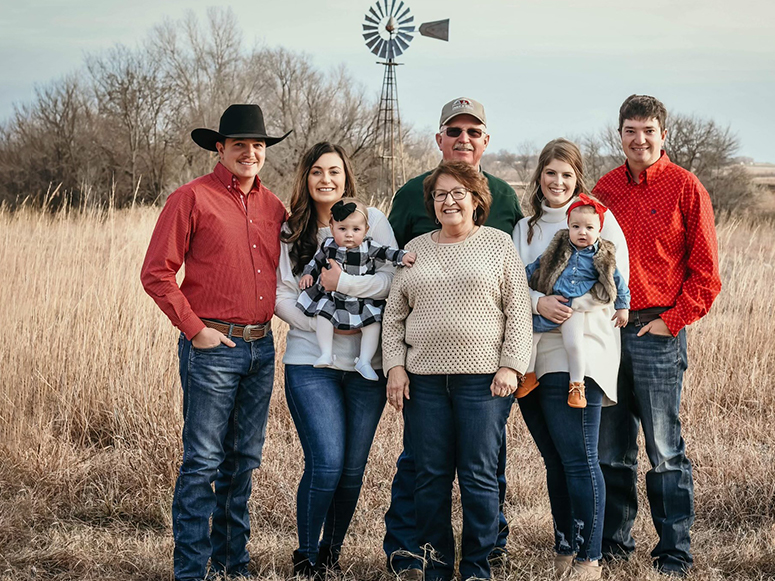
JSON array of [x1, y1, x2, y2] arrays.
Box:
[[382, 227, 532, 375]]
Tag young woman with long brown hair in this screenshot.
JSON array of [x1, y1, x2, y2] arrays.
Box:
[[275, 142, 397, 577]]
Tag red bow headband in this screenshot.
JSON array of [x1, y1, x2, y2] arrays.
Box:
[[567, 193, 607, 228]]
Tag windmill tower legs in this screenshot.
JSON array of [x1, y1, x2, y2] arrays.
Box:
[[375, 60, 406, 199]]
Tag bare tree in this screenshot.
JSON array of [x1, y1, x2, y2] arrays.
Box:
[[0, 74, 98, 207], [256, 48, 380, 198], [665, 114, 739, 174], [665, 114, 761, 213], [580, 128, 620, 187], [87, 44, 174, 204]]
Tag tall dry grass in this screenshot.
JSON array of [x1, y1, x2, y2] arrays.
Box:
[[0, 205, 773, 580]]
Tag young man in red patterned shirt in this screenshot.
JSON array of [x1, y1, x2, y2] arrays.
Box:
[[141, 104, 290, 581], [593, 95, 721, 576]]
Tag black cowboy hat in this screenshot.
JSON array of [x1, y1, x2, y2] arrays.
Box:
[[191, 104, 292, 151]]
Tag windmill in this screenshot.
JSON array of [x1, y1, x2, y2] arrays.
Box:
[[362, 1, 449, 197]]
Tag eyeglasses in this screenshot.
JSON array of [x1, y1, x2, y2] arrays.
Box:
[[441, 127, 485, 139], [432, 188, 471, 202]]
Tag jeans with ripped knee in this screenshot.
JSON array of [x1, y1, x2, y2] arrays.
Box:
[[518, 372, 604, 562]]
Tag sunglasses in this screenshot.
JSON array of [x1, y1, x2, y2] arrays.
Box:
[[442, 127, 485, 139]]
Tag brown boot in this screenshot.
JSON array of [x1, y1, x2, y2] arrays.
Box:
[[568, 381, 587, 408], [516, 372, 540, 398]]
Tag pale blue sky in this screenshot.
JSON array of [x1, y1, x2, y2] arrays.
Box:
[[1, 0, 773, 161]]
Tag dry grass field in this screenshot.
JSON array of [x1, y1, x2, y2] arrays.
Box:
[[1, 204, 774, 581]]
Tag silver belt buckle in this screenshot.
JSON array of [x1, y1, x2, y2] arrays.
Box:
[[242, 324, 260, 342]]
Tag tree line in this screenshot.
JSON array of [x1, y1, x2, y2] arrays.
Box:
[[0, 9, 398, 209], [0, 8, 760, 214], [483, 119, 760, 214]]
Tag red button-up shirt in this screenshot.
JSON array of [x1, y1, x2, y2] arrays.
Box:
[[593, 152, 721, 335], [141, 162, 287, 339]]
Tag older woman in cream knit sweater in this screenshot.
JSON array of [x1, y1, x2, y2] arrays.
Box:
[[382, 160, 533, 581]]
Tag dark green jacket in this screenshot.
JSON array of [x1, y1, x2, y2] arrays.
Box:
[[388, 169, 523, 249]]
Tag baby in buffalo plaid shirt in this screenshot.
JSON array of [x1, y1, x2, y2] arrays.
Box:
[[297, 198, 416, 380]]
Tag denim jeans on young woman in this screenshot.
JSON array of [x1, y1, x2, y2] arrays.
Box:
[[383, 421, 510, 573], [598, 326, 692, 574], [517, 372, 605, 562], [284, 364, 386, 564], [404, 372, 512, 581], [173, 333, 275, 581]]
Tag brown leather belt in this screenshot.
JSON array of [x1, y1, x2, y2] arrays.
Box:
[[628, 307, 669, 326], [202, 319, 270, 342]]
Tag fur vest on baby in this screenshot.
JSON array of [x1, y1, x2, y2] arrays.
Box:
[[529, 229, 618, 305]]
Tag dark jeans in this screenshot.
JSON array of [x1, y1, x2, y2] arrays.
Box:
[[284, 364, 386, 563], [403, 373, 512, 581], [384, 412, 510, 573], [598, 326, 693, 574], [173, 333, 275, 581], [518, 373, 605, 562]]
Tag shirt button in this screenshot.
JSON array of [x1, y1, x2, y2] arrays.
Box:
[[253, 244, 256, 248], [259, 296, 263, 300], [250, 219, 253, 223], [257, 269, 261, 273]]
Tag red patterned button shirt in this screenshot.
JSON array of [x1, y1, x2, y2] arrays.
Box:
[[593, 152, 721, 336], [141, 162, 288, 339]]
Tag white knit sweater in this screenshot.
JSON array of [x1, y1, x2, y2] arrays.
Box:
[[382, 227, 533, 376], [512, 200, 630, 404]]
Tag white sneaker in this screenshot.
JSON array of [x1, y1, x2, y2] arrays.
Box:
[[354, 357, 379, 381], [314, 353, 334, 368]]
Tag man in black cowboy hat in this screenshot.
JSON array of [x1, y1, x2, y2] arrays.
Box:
[[141, 104, 291, 581]]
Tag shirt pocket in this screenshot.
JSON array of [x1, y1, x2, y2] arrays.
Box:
[[256, 217, 283, 269]]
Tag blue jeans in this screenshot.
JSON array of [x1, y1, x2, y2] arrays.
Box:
[[403, 373, 512, 581], [598, 326, 692, 573], [173, 333, 275, 581], [384, 414, 510, 573], [518, 373, 605, 562], [284, 365, 386, 563]]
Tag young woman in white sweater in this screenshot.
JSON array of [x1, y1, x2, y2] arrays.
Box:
[[275, 142, 394, 577], [511, 138, 629, 580]]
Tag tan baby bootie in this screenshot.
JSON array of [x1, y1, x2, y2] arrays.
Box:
[[516, 372, 540, 398], [568, 381, 587, 408]]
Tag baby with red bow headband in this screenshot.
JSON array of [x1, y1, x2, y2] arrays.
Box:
[[524, 193, 631, 408]]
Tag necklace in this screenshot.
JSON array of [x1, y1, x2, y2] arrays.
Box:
[[433, 225, 478, 272]]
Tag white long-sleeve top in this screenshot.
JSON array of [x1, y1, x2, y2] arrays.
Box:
[[512, 199, 630, 404], [275, 207, 398, 370]]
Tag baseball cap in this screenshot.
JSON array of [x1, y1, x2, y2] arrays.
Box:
[[439, 97, 487, 128]]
